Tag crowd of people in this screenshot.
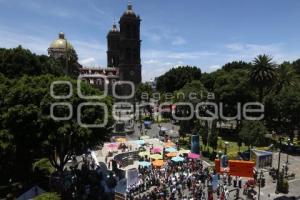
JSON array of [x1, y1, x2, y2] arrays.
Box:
[[125, 156, 247, 200]]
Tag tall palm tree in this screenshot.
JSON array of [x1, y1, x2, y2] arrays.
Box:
[[250, 54, 278, 102], [275, 62, 300, 93]]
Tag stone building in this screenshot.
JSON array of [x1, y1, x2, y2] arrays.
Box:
[[48, 3, 142, 92]]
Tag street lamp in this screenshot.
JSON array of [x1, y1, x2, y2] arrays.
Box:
[[224, 141, 229, 155], [277, 137, 282, 175], [276, 137, 283, 193], [286, 138, 291, 165]]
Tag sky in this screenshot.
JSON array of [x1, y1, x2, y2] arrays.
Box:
[[0, 0, 300, 81]]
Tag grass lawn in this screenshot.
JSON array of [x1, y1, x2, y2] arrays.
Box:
[[202, 138, 248, 159], [179, 135, 271, 160]]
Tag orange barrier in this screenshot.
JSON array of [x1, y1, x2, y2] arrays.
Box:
[[214, 159, 255, 178], [228, 160, 255, 178], [215, 159, 221, 173]]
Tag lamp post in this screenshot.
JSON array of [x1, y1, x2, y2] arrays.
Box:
[[286, 138, 291, 165], [276, 137, 283, 193], [277, 137, 282, 176]]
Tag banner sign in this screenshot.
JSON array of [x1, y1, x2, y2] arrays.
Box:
[[191, 135, 200, 154]]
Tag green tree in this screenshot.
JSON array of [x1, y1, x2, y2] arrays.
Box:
[[56, 48, 81, 78], [292, 59, 300, 75], [0, 75, 113, 184], [135, 82, 153, 102], [222, 61, 251, 72], [156, 66, 201, 92], [264, 86, 300, 139], [274, 62, 299, 93], [249, 54, 278, 102], [214, 69, 255, 120], [0, 46, 64, 78], [239, 121, 268, 148], [174, 81, 207, 136]]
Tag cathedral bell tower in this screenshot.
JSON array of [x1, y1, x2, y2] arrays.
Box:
[[107, 22, 120, 68], [118, 3, 142, 85]]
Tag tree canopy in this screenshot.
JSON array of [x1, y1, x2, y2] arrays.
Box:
[[0, 46, 80, 78], [0, 74, 113, 184], [239, 121, 268, 147], [156, 66, 201, 92]]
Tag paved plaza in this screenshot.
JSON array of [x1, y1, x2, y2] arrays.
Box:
[[88, 121, 300, 200]]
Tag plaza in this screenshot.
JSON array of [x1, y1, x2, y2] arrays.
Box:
[[1, 1, 300, 200]]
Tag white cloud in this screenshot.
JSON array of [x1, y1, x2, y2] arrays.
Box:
[[224, 42, 282, 58], [0, 27, 49, 54], [225, 43, 244, 51], [79, 57, 96, 65], [143, 25, 187, 46], [208, 65, 221, 72], [143, 32, 162, 43], [223, 42, 300, 64]]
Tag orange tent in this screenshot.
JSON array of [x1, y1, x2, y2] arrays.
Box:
[[164, 141, 175, 148], [152, 159, 165, 167], [166, 152, 177, 157]]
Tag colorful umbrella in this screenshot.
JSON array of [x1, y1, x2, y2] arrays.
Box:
[[150, 154, 163, 160], [115, 137, 127, 143], [165, 147, 177, 152], [151, 147, 163, 153], [152, 159, 164, 167], [140, 136, 150, 140], [164, 141, 175, 148], [188, 152, 200, 159], [166, 152, 178, 157], [107, 142, 119, 148], [178, 149, 190, 154], [139, 161, 151, 167], [107, 143, 119, 149], [139, 151, 150, 157], [171, 156, 184, 162], [135, 140, 145, 145]]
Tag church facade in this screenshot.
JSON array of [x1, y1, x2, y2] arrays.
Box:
[[48, 3, 142, 91]]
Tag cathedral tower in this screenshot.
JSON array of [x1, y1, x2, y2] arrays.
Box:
[[118, 3, 142, 85], [107, 23, 120, 68]]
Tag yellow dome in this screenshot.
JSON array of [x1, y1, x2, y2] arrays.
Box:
[[48, 32, 74, 50], [48, 32, 75, 58]]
